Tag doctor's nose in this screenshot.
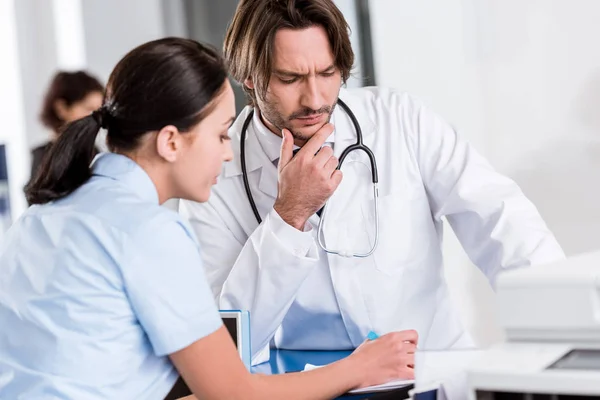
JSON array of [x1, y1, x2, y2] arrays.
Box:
[[299, 76, 324, 111]]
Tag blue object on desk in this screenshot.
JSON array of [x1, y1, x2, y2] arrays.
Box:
[[366, 331, 379, 340], [219, 310, 251, 370]]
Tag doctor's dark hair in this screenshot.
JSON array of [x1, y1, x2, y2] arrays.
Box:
[[25, 37, 228, 205], [224, 0, 354, 106]]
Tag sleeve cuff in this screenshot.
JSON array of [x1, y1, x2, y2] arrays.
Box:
[[153, 308, 223, 357], [267, 208, 316, 258]]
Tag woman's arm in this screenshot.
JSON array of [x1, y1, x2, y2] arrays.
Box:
[[170, 326, 416, 400]]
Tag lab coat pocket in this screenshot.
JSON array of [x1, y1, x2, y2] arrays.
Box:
[[362, 191, 432, 275]]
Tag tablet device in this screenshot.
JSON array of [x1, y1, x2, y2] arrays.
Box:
[[219, 310, 251, 370]]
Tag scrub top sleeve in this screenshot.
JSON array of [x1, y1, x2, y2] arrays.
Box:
[[123, 217, 223, 357]]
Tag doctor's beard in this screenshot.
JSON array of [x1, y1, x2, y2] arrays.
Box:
[[260, 99, 337, 143]]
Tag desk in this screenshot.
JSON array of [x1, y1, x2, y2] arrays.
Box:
[[252, 349, 413, 400], [413, 349, 486, 400]]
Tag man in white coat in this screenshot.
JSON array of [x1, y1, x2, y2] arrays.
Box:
[[179, 0, 565, 366]]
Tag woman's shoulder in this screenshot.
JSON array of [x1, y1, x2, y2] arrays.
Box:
[[111, 194, 198, 246], [81, 183, 189, 233], [93, 195, 200, 256], [26, 172, 198, 251]]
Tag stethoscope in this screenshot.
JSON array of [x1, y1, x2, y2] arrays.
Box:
[[240, 98, 379, 258]]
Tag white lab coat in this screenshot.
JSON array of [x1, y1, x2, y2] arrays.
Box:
[[180, 87, 565, 365]]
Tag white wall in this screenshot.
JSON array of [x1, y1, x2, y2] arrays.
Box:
[[13, 0, 88, 178], [52, 0, 86, 71], [334, 0, 364, 88], [81, 0, 168, 154], [370, 0, 600, 346], [1, 0, 35, 220], [81, 0, 166, 84], [476, 0, 600, 257], [14, 0, 58, 149]]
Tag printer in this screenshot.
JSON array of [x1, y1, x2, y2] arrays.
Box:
[[466, 251, 600, 399]]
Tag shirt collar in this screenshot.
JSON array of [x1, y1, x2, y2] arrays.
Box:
[[253, 109, 336, 163], [91, 152, 159, 204], [224, 88, 372, 178]]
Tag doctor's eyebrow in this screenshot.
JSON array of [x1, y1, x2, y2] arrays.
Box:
[[273, 64, 336, 78], [223, 117, 235, 127]]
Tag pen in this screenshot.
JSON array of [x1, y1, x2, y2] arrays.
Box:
[[366, 330, 379, 341]]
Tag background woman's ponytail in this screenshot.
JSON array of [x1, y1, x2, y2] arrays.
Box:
[[24, 108, 105, 205]]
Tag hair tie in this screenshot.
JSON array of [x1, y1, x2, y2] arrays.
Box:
[[92, 107, 109, 129]]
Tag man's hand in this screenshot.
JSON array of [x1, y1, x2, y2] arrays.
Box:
[[274, 123, 343, 230]]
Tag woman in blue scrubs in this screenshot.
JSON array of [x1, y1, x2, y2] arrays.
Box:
[[0, 38, 413, 399]]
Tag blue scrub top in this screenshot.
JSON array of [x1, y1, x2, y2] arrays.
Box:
[[0, 153, 223, 399]]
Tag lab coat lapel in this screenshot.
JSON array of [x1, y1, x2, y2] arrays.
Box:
[[257, 162, 279, 200], [241, 118, 279, 200]]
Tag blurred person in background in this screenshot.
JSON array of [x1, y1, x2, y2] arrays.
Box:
[[31, 71, 104, 180]]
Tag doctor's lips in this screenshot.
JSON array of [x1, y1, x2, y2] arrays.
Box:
[[296, 114, 325, 125], [290, 107, 332, 120]]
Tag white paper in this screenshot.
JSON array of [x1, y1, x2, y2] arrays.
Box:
[[304, 363, 414, 394]]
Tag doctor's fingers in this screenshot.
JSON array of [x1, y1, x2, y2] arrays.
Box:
[[313, 145, 334, 167], [278, 129, 295, 171], [299, 123, 334, 158], [330, 169, 343, 188], [322, 154, 340, 175]]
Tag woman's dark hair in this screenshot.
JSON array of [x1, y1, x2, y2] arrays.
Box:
[[40, 71, 104, 132], [25, 37, 229, 205]]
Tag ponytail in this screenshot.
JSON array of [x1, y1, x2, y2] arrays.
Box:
[[25, 108, 106, 205]]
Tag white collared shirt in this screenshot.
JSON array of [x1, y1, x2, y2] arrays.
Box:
[[251, 111, 353, 350]]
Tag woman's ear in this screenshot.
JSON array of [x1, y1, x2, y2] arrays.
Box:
[[244, 78, 255, 90], [155, 125, 181, 163]]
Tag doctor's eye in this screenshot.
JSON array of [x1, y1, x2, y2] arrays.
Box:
[[280, 79, 297, 85], [220, 134, 231, 143]]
